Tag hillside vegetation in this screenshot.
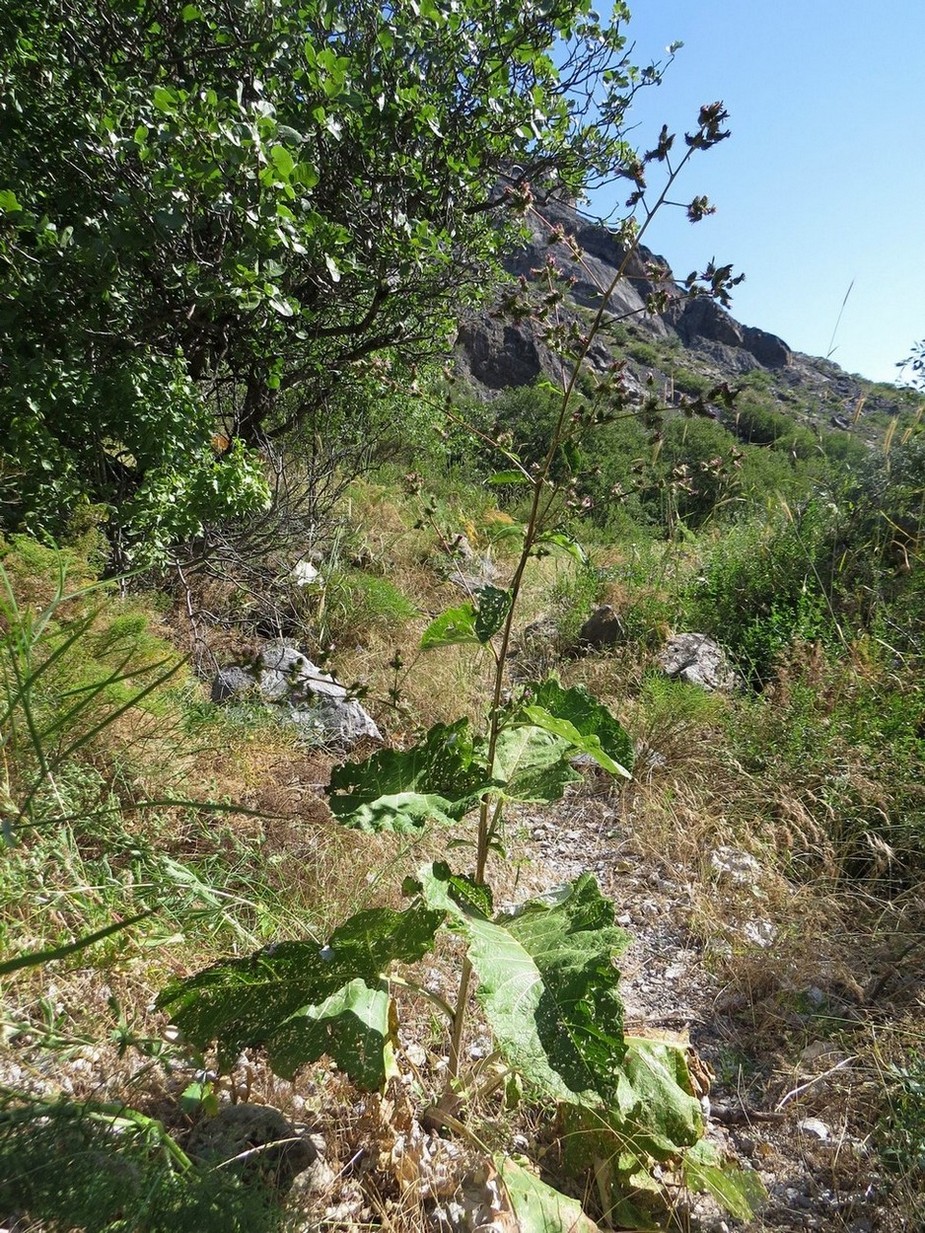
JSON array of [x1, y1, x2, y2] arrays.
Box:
[[2, 3, 924, 1232]]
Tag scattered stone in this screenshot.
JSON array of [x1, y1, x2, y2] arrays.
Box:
[[635, 743, 667, 775], [518, 615, 560, 647], [742, 919, 776, 948], [467, 1035, 491, 1060], [576, 605, 626, 651], [798, 1118, 831, 1141], [450, 534, 475, 560], [187, 1103, 317, 1194], [447, 553, 499, 594], [211, 664, 257, 702], [659, 633, 741, 692], [405, 1042, 428, 1068], [710, 846, 762, 886], [211, 640, 381, 748], [800, 1040, 844, 1066], [292, 558, 321, 587]]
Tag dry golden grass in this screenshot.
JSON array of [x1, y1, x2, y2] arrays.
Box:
[[7, 473, 925, 1230]]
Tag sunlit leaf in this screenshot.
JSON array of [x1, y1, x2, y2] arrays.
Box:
[[328, 719, 493, 831], [487, 470, 530, 486], [534, 531, 587, 564], [495, 1156, 601, 1232], [518, 680, 634, 778], [421, 866, 630, 1103], [492, 725, 579, 803], [421, 604, 478, 649], [682, 1140, 767, 1222]]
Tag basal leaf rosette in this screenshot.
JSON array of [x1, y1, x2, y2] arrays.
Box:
[[156, 901, 444, 1089]]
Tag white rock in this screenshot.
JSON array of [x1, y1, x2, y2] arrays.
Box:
[[710, 846, 761, 885], [405, 1042, 428, 1068], [742, 919, 776, 948], [658, 632, 741, 692], [798, 1117, 831, 1140], [292, 559, 321, 586]]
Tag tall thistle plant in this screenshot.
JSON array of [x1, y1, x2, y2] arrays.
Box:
[[158, 105, 764, 1226]]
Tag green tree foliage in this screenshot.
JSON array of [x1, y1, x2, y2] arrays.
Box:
[[1, 0, 651, 553]]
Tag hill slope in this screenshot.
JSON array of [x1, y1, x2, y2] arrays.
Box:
[[455, 194, 913, 451]]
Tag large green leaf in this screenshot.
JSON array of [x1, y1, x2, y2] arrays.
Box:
[[328, 719, 493, 832], [156, 902, 443, 1087], [534, 531, 587, 564], [682, 1140, 767, 1222], [560, 1037, 762, 1229], [518, 680, 634, 778], [495, 1157, 601, 1232], [474, 585, 512, 642], [615, 1038, 705, 1150], [492, 725, 580, 803], [286, 979, 393, 1090], [420, 588, 512, 649], [420, 604, 479, 649], [420, 866, 630, 1104], [486, 470, 530, 486]]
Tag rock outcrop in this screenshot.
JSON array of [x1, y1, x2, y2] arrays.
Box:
[[658, 633, 741, 693], [455, 194, 793, 391], [212, 641, 381, 748]]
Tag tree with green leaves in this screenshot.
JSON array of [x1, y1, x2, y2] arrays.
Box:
[[1, 0, 661, 557]]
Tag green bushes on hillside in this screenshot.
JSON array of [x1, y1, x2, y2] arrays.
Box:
[[682, 503, 838, 682]]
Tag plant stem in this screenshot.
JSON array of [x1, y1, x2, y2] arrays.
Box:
[[447, 955, 473, 1085], [447, 136, 711, 1089]]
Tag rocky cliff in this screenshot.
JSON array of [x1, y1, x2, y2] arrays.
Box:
[[455, 195, 906, 439]]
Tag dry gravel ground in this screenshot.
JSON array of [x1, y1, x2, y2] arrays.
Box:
[[0, 773, 913, 1233], [514, 782, 897, 1233]]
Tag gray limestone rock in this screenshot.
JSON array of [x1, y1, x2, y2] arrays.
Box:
[[658, 633, 741, 692], [210, 641, 381, 747], [211, 665, 258, 703]]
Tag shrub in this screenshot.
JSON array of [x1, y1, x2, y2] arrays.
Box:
[[0, 536, 188, 825], [737, 443, 817, 509], [654, 416, 743, 529], [626, 339, 661, 367], [0, 1094, 285, 1233], [683, 503, 839, 682], [670, 367, 712, 397], [320, 568, 419, 646], [729, 642, 925, 884], [879, 1053, 925, 1203]]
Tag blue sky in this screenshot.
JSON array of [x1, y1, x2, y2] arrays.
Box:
[[588, 1, 925, 385]]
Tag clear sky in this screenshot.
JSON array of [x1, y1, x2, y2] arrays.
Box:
[[588, 1, 925, 385]]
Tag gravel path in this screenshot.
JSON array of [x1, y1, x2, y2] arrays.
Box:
[[512, 789, 888, 1233]]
